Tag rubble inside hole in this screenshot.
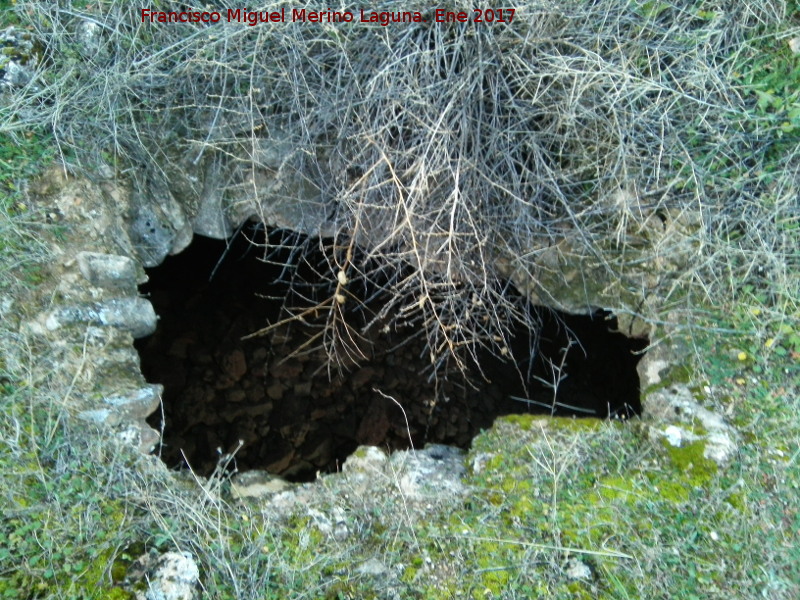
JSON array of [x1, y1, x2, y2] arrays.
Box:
[[135, 225, 648, 481]]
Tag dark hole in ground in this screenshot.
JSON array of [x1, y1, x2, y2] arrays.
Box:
[[135, 225, 648, 481]]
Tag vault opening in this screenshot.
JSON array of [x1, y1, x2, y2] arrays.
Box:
[[135, 225, 648, 481]]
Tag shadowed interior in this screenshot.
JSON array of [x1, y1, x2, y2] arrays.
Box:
[[135, 226, 648, 481]]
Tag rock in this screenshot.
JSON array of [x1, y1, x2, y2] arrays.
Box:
[[221, 349, 247, 380], [0, 294, 14, 319], [45, 297, 157, 338], [308, 506, 349, 541], [230, 470, 290, 499], [78, 385, 162, 427], [127, 183, 193, 266], [117, 420, 161, 454], [662, 425, 683, 447], [129, 201, 179, 268], [341, 446, 389, 493], [343, 445, 388, 474], [564, 558, 592, 581], [192, 173, 232, 239], [0, 27, 37, 97], [351, 367, 375, 389], [266, 382, 283, 400], [356, 398, 391, 445], [293, 381, 312, 396], [226, 389, 247, 403], [96, 297, 158, 337], [301, 433, 332, 467], [263, 438, 295, 473], [103, 385, 163, 420], [77, 408, 116, 426], [390, 444, 468, 501], [355, 558, 389, 577], [76, 251, 138, 291], [76, 20, 104, 59], [646, 384, 738, 466], [470, 452, 493, 475], [131, 551, 200, 600]]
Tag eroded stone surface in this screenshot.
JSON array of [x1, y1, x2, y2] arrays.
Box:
[[129, 198, 182, 268], [191, 180, 233, 239], [14, 168, 167, 456], [45, 297, 157, 338], [76, 251, 138, 291], [128, 551, 200, 600], [390, 444, 468, 501], [340, 444, 467, 502], [230, 470, 291, 499], [0, 27, 37, 97], [646, 384, 738, 466]]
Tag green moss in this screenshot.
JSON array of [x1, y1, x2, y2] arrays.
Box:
[[663, 440, 718, 487], [566, 581, 595, 600], [724, 491, 748, 513], [495, 414, 603, 433], [643, 362, 694, 395], [649, 476, 691, 503], [510, 495, 538, 520], [350, 445, 383, 459], [480, 569, 510, 594], [482, 454, 504, 471], [400, 565, 419, 583], [99, 589, 135, 600], [594, 475, 637, 502], [325, 581, 358, 599], [548, 416, 605, 432], [500, 477, 532, 495], [496, 413, 540, 430]]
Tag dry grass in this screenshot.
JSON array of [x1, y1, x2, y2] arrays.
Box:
[[1, 1, 799, 598], [3, 0, 797, 372]]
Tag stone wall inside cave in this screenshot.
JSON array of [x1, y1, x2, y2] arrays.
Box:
[[135, 226, 648, 481]]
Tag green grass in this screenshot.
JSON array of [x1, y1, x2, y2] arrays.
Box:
[[0, 390, 137, 599], [3, 321, 796, 599], [0, 129, 56, 289]]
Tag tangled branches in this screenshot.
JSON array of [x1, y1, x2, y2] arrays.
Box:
[[3, 0, 797, 374]]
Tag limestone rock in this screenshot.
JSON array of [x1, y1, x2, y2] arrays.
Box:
[[130, 203, 179, 267], [76, 20, 104, 59], [192, 168, 233, 239], [76, 251, 138, 291], [389, 444, 468, 501], [128, 187, 193, 267], [130, 551, 200, 600], [46, 297, 157, 338], [77, 387, 162, 452], [230, 470, 291, 499], [646, 383, 738, 466], [117, 420, 161, 454], [355, 557, 389, 577], [341, 444, 470, 502], [0, 27, 37, 97], [564, 558, 592, 581], [103, 385, 163, 420], [343, 445, 388, 474], [308, 506, 349, 541]]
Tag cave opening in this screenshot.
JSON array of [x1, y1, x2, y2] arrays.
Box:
[[135, 224, 648, 481]]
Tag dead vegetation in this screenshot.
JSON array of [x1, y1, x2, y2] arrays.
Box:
[[2, 0, 797, 372]]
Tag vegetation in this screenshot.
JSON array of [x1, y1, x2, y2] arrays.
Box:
[[0, 1, 797, 599], [3, 0, 798, 369]]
